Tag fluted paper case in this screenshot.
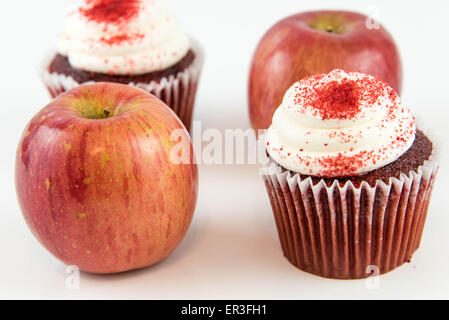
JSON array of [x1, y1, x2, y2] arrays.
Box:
[[261, 149, 438, 279]]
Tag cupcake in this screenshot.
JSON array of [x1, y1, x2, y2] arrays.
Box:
[[42, 0, 203, 132], [261, 69, 438, 279]]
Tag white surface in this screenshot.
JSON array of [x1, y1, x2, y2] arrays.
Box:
[[0, 0, 448, 300]]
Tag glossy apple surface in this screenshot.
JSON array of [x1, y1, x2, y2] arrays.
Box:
[[249, 10, 403, 132], [16, 83, 198, 274]]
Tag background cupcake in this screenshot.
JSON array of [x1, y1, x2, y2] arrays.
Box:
[[42, 0, 204, 132], [261, 69, 438, 279]]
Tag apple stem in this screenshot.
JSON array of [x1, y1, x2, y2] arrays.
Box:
[[104, 108, 111, 117]]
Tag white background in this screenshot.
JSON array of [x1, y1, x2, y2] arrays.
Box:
[[0, 0, 448, 299]]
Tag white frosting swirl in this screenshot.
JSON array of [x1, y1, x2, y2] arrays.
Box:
[[57, 0, 190, 75], [266, 69, 416, 178]]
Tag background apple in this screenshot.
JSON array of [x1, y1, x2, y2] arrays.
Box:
[[248, 10, 403, 132], [15, 83, 198, 274]]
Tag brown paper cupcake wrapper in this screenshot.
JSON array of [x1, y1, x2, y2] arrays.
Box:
[[41, 40, 204, 132], [261, 139, 439, 279]]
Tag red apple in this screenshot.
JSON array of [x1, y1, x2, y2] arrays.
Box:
[[15, 83, 198, 274], [249, 10, 403, 132]]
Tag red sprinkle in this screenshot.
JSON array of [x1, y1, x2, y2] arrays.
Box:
[[310, 80, 360, 120], [100, 33, 144, 45], [80, 0, 141, 25], [292, 70, 394, 121]]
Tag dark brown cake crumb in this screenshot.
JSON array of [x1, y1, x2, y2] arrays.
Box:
[[48, 50, 195, 85], [276, 130, 433, 188]]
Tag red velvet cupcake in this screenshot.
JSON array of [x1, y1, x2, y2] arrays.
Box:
[[42, 0, 204, 132], [261, 69, 438, 279]]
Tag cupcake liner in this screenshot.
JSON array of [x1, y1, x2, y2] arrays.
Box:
[[261, 132, 439, 279], [41, 39, 204, 132]]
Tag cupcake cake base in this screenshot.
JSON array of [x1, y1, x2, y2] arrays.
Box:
[[48, 50, 196, 86]]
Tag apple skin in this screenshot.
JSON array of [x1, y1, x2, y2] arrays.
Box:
[[249, 10, 403, 132], [15, 83, 198, 274]]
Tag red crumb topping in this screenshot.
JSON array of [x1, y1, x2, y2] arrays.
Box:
[[100, 33, 144, 45], [292, 70, 395, 121], [312, 80, 360, 120], [80, 0, 141, 25]]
